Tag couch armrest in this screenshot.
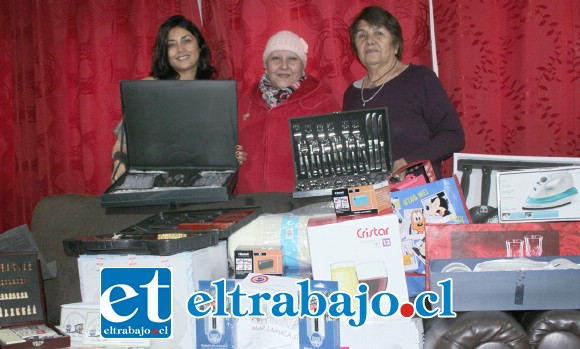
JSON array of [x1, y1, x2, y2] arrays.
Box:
[[424, 311, 529, 349], [519, 310, 580, 349]]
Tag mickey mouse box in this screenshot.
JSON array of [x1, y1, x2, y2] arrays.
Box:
[[390, 175, 471, 296]]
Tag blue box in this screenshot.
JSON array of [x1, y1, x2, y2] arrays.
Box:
[[298, 280, 340, 349], [196, 280, 237, 349]]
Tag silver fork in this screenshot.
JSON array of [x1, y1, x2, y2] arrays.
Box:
[[341, 121, 351, 173], [299, 140, 311, 178], [352, 121, 369, 173], [322, 139, 334, 176], [327, 122, 342, 175], [316, 124, 331, 176], [304, 125, 319, 177], [292, 124, 305, 177]]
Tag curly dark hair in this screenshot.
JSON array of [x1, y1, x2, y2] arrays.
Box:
[[150, 15, 216, 80], [349, 6, 403, 61]]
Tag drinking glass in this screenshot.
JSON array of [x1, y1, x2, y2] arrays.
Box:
[[356, 261, 388, 299], [525, 235, 543, 256], [330, 261, 359, 297], [505, 239, 525, 257]]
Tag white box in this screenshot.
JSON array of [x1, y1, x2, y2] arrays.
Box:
[[497, 166, 580, 222], [340, 317, 424, 349], [77, 241, 228, 349], [453, 153, 580, 222], [307, 214, 408, 311], [60, 302, 150, 348], [237, 274, 301, 349], [60, 302, 99, 344]]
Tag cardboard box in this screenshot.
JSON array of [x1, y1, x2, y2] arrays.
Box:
[[332, 180, 392, 216], [0, 252, 70, 349], [390, 176, 470, 296], [452, 153, 580, 223], [234, 246, 283, 279], [77, 241, 228, 349], [497, 166, 580, 222], [425, 221, 580, 311], [237, 274, 301, 349], [290, 108, 393, 198], [307, 214, 408, 311], [339, 317, 424, 349], [196, 280, 238, 349], [298, 280, 340, 349], [102, 80, 239, 207], [429, 256, 580, 311], [424, 221, 580, 261], [60, 302, 151, 347]]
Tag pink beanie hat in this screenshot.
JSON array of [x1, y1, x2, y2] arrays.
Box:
[[262, 30, 309, 68]]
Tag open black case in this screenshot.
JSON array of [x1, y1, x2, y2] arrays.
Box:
[[102, 80, 238, 208], [63, 207, 261, 256], [289, 108, 393, 198]]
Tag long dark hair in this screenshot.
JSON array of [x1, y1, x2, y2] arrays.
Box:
[[150, 15, 216, 80], [350, 6, 404, 60]]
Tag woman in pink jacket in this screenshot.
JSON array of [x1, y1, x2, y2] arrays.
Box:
[[236, 31, 340, 193]]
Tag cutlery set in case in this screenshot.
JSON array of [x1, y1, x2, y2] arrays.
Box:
[[289, 108, 393, 197], [102, 80, 239, 208]]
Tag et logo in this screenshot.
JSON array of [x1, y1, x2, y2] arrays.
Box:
[[100, 268, 172, 338]]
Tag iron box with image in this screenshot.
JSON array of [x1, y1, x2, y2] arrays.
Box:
[[102, 80, 239, 208], [497, 166, 580, 223], [289, 108, 393, 198]]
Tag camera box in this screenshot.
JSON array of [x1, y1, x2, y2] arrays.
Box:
[[195, 280, 238, 349], [0, 252, 70, 349], [237, 274, 301, 349], [497, 166, 580, 222], [102, 80, 239, 208], [429, 255, 580, 311], [307, 214, 408, 313], [452, 153, 580, 223], [290, 108, 393, 198], [298, 280, 340, 349], [332, 180, 392, 216], [234, 246, 284, 279]]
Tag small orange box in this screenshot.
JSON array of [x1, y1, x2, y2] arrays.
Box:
[[332, 180, 392, 216], [234, 245, 283, 279]]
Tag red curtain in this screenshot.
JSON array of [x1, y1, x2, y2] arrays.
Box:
[[1, 0, 578, 233]]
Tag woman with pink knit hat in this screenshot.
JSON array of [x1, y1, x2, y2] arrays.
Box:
[[236, 30, 340, 194]]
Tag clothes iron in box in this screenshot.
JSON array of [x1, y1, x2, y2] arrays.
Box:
[[290, 108, 393, 198], [452, 153, 580, 223], [497, 166, 580, 222], [102, 80, 239, 208]]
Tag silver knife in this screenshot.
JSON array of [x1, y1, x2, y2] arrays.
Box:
[[378, 114, 388, 171], [372, 112, 380, 168], [365, 113, 374, 170]]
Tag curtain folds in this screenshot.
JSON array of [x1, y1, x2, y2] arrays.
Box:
[[0, 0, 578, 232]]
